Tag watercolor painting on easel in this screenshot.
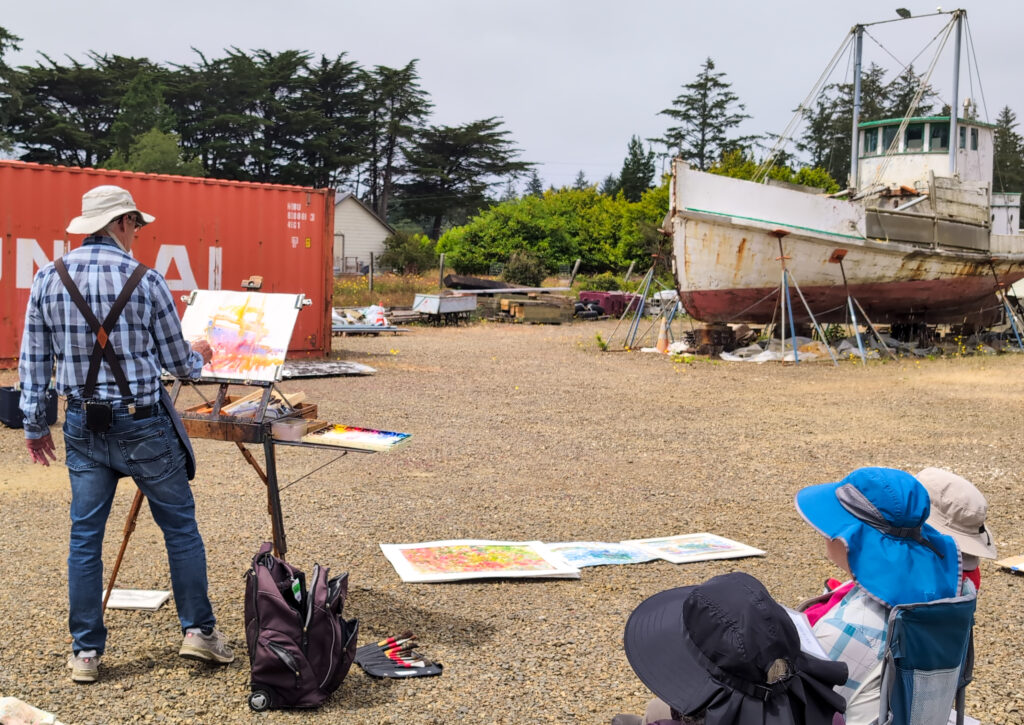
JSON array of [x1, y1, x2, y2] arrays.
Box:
[[623, 533, 765, 564], [180, 290, 302, 382], [379, 540, 580, 583]]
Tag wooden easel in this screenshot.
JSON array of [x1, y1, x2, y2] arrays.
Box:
[[100, 286, 381, 612], [101, 377, 373, 612]]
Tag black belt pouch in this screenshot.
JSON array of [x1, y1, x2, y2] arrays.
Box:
[[85, 400, 113, 433]]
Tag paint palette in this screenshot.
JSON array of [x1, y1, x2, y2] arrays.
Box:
[[300, 423, 411, 452]]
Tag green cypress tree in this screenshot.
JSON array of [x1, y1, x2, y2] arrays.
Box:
[[653, 57, 755, 171], [994, 106, 1024, 195], [525, 169, 544, 198], [618, 135, 655, 202]]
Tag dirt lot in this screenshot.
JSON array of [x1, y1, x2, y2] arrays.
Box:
[[1, 319, 1022, 724]]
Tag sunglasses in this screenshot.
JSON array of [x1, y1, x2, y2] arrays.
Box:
[[122, 214, 143, 228]]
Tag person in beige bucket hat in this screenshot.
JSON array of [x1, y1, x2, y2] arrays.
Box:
[[916, 467, 997, 590], [19, 184, 233, 684], [65, 185, 156, 242]]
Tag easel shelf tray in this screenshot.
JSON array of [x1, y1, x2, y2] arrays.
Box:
[[181, 398, 318, 443]]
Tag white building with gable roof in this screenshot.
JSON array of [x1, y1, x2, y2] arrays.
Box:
[[333, 192, 394, 274]]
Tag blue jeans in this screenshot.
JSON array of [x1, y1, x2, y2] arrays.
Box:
[[63, 406, 215, 654]]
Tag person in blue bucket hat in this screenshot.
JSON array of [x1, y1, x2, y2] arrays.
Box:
[[795, 466, 963, 725]]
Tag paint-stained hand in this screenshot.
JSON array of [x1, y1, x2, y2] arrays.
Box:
[[190, 338, 213, 365], [26, 433, 57, 466]]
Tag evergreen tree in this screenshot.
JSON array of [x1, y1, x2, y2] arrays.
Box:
[[7, 54, 139, 166], [499, 176, 519, 202], [107, 71, 175, 161], [883, 65, 937, 119], [993, 106, 1024, 195], [653, 57, 755, 171], [397, 117, 532, 239], [360, 60, 432, 220], [285, 53, 368, 189], [103, 128, 204, 176], [618, 135, 655, 202], [599, 173, 620, 196], [525, 169, 544, 198], [798, 63, 888, 186], [572, 170, 589, 190], [0, 26, 22, 152]]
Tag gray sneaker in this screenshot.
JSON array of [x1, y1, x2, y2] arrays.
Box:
[[179, 628, 235, 664], [67, 650, 100, 683]]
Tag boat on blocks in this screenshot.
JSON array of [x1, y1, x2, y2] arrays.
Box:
[[667, 9, 1024, 329]]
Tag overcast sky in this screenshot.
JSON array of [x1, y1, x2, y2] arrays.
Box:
[[4, 0, 1020, 191]]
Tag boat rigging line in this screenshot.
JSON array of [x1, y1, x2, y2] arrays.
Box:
[[754, 32, 854, 184], [756, 8, 968, 191], [866, 12, 958, 191]]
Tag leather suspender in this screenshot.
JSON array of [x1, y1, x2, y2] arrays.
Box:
[[54, 257, 149, 407]]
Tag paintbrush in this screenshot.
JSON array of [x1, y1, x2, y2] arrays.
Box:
[[374, 630, 414, 647], [384, 648, 420, 662], [382, 638, 417, 652]]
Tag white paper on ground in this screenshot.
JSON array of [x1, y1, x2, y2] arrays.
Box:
[[103, 589, 171, 611]]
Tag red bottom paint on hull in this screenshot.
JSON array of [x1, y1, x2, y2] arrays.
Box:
[[680, 274, 1024, 325]]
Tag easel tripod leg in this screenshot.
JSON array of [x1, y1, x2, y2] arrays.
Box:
[[102, 488, 145, 612], [261, 437, 288, 559]]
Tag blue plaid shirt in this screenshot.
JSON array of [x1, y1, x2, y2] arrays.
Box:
[[18, 236, 203, 439]]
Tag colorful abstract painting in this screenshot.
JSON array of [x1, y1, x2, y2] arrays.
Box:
[[180, 290, 303, 382], [545, 542, 659, 568], [379, 540, 580, 582], [301, 424, 411, 452], [623, 533, 765, 564]]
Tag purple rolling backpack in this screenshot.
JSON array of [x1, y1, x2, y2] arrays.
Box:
[[243, 542, 359, 711]]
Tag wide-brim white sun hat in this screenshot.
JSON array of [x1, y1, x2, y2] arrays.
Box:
[[916, 467, 997, 559], [66, 185, 155, 235]]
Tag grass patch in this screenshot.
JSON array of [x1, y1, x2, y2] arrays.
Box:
[[334, 273, 439, 308]]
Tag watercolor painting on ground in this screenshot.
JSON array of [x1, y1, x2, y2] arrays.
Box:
[[544, 542, 659, 568], [623, 533, 765, 564], [379, 540, 580, 582], [180, 290, 303, 382]]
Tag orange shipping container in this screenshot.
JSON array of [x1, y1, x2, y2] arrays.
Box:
[[0, 161, 334, 365]]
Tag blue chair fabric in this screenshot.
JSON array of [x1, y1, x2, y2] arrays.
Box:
[[877, 589, 976, 725]]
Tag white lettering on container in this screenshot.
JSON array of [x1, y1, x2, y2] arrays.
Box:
[[152, 245, 198, 290], [209, 247, 222, 290], [15, 238, 66, 288]]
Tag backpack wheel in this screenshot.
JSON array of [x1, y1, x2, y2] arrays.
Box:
[[248, 690, 272, 711]]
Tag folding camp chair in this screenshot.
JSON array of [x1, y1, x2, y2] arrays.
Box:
[[876, 587, 977, 725]]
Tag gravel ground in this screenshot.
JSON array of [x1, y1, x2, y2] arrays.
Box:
[[1, 318, 1023, 725]]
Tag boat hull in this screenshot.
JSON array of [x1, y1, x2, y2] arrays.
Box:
[[669, 164, 1024, 325]]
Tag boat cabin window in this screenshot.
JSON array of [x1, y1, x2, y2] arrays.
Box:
[[959, 126, 967, 149], [882, 125, 899, 153], [970, 127, 979, 150], [905, 123, 925, 151], [929, 123, 949, 152], [863, 127, 879, 155]]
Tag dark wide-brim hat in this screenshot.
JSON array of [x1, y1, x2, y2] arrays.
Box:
[[624, 572, 848, 725], [796, 467, 961, 607]]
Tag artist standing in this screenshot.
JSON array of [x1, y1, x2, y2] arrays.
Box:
[[19, 185, 234, 684]]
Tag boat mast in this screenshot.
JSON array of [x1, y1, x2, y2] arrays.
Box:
[[948, 9, 964, 176], [850, 24, 864, 191]]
